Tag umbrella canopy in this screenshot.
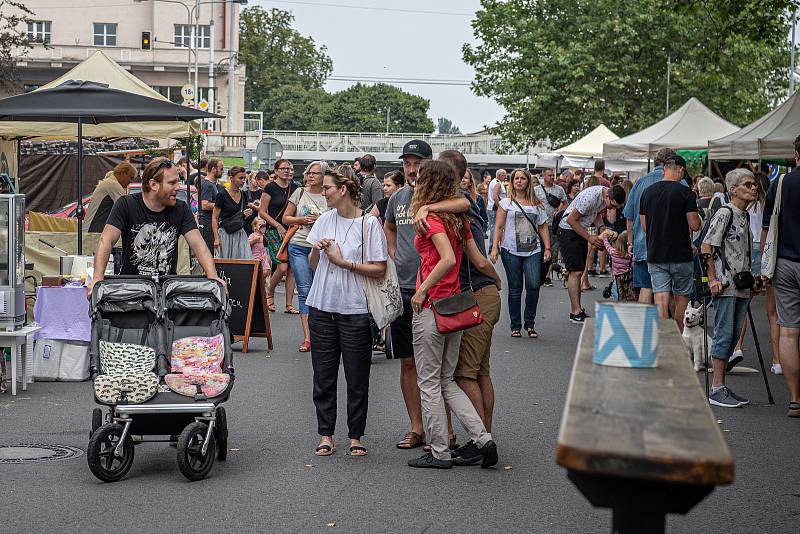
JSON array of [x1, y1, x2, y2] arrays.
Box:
[[603, 97, 739, 160], [0, 80, 220, 125], [0, 51, 204, 139], [708, 91, 800, 160]]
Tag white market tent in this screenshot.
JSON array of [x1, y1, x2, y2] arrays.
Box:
[[0, 50, 196, 139], [536, 124, 647, 173], [603, 97, 739, 161], [708, 90, 800, 160]]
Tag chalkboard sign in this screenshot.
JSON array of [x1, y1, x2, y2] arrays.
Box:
[[214, 259, 273, 352]]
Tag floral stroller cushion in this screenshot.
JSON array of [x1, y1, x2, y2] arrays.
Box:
[[165, 334, 229, 398], [93, 341, 158, 404]]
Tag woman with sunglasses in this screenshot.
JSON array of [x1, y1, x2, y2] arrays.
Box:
[[259, 159, 299, 314]]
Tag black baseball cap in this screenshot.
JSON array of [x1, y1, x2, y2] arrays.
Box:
[[400, 139, 432, 160], [663, 154, 687, 168]]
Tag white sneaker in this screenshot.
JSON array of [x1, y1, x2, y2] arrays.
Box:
[[731, 349, 743, 359], [771, 363, 783, 375]]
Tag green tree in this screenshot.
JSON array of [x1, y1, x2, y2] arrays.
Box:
[[322, 84, 436, 133], [259, 85, 330, 131], [0, 1, 35, 94], [239, 6, 333, 113], [463, 0, 796, 148], [438, 117, 462, 134]]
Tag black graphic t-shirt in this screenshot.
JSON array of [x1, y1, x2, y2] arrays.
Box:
[[106, 193, 198, 276]]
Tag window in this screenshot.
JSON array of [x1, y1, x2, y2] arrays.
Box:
[[152, 86, 209, 105], [27, 21, 51, 44], [174, 24, 210, 49], [93, 23, 117, 47]]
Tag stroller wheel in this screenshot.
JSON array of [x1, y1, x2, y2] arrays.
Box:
[[215, 406, 228, 461], [90, 408, 103, 438], [177, 421, 216, 481], [87, 423, 135, 482]]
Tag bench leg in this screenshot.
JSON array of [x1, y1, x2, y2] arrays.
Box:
[[567, 470, 714, 534], [10, 343, 17, 396]]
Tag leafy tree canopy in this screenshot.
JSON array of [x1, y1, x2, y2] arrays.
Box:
[[1, 0, 35, 93], [438, 117, 462, 134], [463, 0, 798, 148]]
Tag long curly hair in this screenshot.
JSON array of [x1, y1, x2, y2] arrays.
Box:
[[411, 160, 470, 244]]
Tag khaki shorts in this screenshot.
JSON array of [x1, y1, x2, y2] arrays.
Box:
[[455, 285, 501, 380]]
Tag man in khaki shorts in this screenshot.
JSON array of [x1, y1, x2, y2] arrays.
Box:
[[439, 150, 502, 466]]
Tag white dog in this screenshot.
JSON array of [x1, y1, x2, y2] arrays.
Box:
[[682, 303, 712, 372]]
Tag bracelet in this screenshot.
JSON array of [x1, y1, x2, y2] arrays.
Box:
[[350, 262, 356, 272]]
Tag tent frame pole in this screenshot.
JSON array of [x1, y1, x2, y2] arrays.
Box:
[[77, 117, 84, 255]]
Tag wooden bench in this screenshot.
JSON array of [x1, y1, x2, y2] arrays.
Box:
[[556, 318, 734, 533]]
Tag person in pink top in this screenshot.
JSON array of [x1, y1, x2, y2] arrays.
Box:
[[601, 229, 631, 300], [248, 217, 271, 279]]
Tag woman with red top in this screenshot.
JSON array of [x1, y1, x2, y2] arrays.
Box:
[[407, 160, 500, 470]]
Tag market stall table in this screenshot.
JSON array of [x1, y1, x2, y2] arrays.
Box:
[[1, 324, 42, 395], [33, 285, 92, 343]]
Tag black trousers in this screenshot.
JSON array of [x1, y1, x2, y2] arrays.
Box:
[[309, 307, 372, 439], [199, 223, 215, 253]]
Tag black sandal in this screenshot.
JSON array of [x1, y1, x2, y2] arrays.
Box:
[[511, 330, 522, 338], [349, 445, 368, 457], [527, 328, 539, 338], [315, 442, 335, 456]]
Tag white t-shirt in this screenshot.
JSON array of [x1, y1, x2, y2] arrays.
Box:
[[748, 201, 763, 245], [487, 178, 507, 211], [499, 198, 548, 256], [305, 210, 388, 314], [559, 186, 606, 230]]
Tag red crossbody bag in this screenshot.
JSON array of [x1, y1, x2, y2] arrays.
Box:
[[418, 257, 483, 335]]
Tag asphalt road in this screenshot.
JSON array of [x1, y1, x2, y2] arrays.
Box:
[[2, 276, 799, 533]]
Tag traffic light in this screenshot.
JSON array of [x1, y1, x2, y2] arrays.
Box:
[[215, 100, 222, 115], [141, 31, 151, 50]]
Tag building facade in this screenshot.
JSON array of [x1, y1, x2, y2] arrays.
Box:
[[10, 0, 246, 133]]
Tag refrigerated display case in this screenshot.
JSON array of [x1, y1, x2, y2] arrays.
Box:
[[0, 194, 26, 330]]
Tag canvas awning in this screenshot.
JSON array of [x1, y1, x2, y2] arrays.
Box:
[[0, 51, 199, 139], [708, 91, 800, 160], [603, 98, 739, 160], [556, 124, 619, 157]]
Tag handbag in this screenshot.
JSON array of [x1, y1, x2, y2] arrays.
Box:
[[276, 188, 303, 263], [419, 259, 483, 335], [358, 214, 403, 330], [221, 191, 246, 234], [761, 174, 785, 279]]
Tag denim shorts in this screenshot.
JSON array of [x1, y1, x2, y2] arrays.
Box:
[[633, 260, 652, 289], [647, 262, 694, 296], [750, 242, 762, 277], [710, 296, 749, 360]]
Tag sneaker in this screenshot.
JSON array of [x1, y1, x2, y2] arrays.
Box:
[[709, 386, 744, 408], [726, 387, 750, 406], [570, 310, 590, 324], [543, 278, 553, 287], [726, 354, 744, 372], [408, 452, 452, 469], [452, 441, 481, 466], [771, 363, 783, 375], [588, 269, 599, 276], [597, 270, 610, 277], [787, 402, 800, 418], [480, 440, 499, 469]]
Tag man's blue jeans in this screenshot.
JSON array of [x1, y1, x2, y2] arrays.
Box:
[[500, 249, 542, 331], [288, 243, 314, 315], [488, 210, 497, 245]]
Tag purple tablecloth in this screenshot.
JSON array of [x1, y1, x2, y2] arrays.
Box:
[[33, 286, 92, 342]]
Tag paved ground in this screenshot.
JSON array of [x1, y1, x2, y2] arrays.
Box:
[[2, 275, 799, 533]]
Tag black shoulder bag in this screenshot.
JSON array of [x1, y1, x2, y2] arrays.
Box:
[[221, 191, 246, 234]]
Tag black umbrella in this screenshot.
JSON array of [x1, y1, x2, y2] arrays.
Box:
[[0, 80, 221, 252]]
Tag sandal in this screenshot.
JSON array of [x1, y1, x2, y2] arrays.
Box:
[[298, 340, 311, 353], [511, 330, 522, 338], [285, 305, 300, 315], [315, 439, 335, 456], [582, 285, 596, 291], [349, 442, 368, 457], [266, 294, 276, 313], [396, 431, 425, 449], [422, 435, 457, 453], [527, 328, 539, 339]]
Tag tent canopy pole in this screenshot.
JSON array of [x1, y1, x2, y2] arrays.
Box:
[[77, 117, 84, 254]]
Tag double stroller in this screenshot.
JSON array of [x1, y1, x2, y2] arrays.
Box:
[[86, 276, 233, 482]]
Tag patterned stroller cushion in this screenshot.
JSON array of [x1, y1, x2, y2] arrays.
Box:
[[93, 341, 158, 404], [165, 334, 229, 398]]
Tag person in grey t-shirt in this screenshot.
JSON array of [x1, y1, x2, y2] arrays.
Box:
[[384, 139, 471, 451], [359, 154, 384, 210]]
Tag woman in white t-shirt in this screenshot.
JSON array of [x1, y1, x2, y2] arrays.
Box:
[[490, 169, 550, 338], [306, 166, 388, 458], [283, 161, 330, 353]]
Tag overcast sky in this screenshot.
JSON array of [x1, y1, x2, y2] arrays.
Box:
[[252, 0, 504, 133]]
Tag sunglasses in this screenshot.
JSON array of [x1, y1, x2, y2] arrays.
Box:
[[151, 158, 175, 174]]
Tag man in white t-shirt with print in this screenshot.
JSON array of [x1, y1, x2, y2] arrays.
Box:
[[487, 169, 507, 245], [558, 184, 627, 323]]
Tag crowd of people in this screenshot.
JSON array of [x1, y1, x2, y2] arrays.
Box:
[[83, 133, 800, 471]]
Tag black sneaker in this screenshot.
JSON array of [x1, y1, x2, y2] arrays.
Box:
[[452, 441, 481, 466], [570, 310, 590, 324], [543, 278, 553, 287], [480, 440, 498, 468], [408, 452, 452, 469], [588, 269, 599, 276]]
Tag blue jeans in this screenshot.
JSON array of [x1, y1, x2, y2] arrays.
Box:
[[488, 210, 497, 245], [710, 296, 749, 360], [288, 243, 314, 315], [500, 249, 542, 331]]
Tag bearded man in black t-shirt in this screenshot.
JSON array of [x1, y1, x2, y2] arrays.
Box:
[[87, 157, 225, 298]]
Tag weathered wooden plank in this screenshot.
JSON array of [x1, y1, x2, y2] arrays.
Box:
[[556, 318, 735, 486]]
